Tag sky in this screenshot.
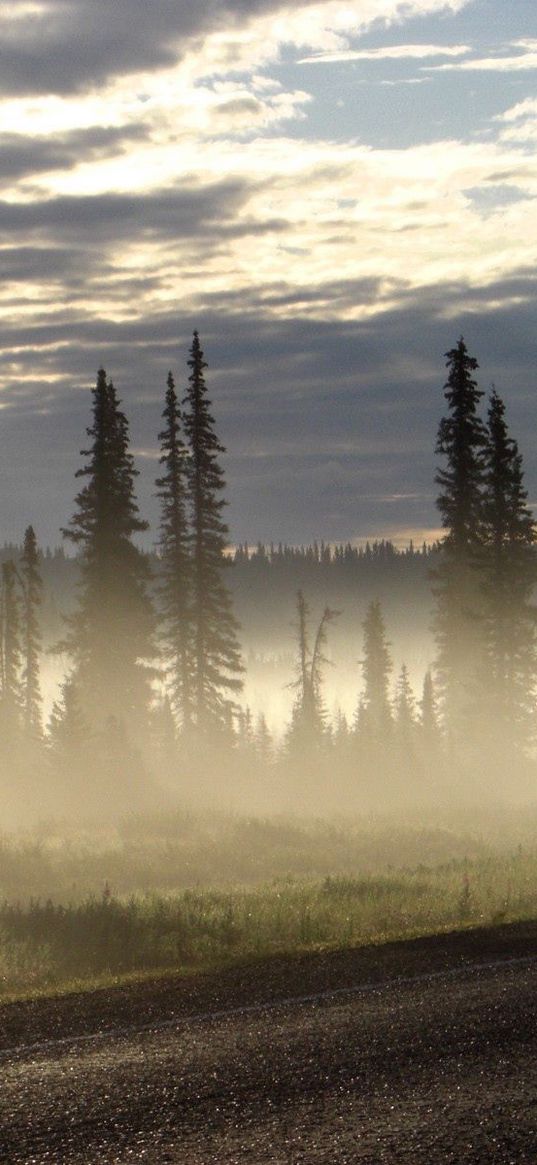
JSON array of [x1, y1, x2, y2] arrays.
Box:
[[1, 0, 536, 549]]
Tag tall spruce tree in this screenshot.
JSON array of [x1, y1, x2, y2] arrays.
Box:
[[356, 599, 392, 739], [433, 338, 487, 744], [20, 525, 43, 737], [156, 371, 192, 731], [0, 559, 22, 737], [481, 389, 537, 749], [182, 332, 243, 735], [61, 369, 155, 739]]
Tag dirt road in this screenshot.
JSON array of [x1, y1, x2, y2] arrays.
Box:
[[2, 926, 537, 1163]]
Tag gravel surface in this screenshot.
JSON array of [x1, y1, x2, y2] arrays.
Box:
[[2, 924, 537, 1163]]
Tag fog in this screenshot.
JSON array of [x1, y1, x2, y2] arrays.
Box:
[[3, 532, 537, 1005], [2, 539, 536, 838]]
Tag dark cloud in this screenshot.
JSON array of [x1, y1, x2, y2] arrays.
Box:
[[0, 135, 77, 180], [0, 177, 260, 244], [1, 0, 323, 97], [213, 97, 264, 118], [0, 125, 148, 183], [1, 270, 536, 547]]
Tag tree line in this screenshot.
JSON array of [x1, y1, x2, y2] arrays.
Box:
[[1, 334, 535, 816]]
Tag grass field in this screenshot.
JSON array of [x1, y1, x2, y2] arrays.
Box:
[[2, 812, 537, 1000]]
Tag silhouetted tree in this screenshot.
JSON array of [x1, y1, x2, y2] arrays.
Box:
[[419, 670, 440, 746], [150, 691, 179, 782], [183, 332, 243, 735], [0, 560, 22, 737], [61, 369, 155, 740], [237, 705, 255, 753], [19, 525, 43, 737], [333, 707, 350, 745], [156, 371, 192, 731], [357, 599, 392, 740], [395, 663, 416, 740], [254, 712, 273, 766], [286, 591, 338, 756], [47, 677, 89, 761], [286, 590, 315, 754], [433, 338, 487, 744], [481, 389, 537, 749]]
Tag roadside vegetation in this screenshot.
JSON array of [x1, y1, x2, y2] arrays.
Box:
[[2, 810, 537, 1000]]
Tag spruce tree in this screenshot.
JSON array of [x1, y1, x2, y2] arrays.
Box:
[[357, 599, 392, 739], [481, 389, 537, 749], [19, 525, 43, 737], [48, 678, 88, 766], [0, 559, 22, 736], [61, 369, 155, 740], [182, 332, 243, 735], [419, 670, 440, 746], [237, 705, 255, 753], [433, 338, 487, 743], [156, 371, 192, 731], [395, 663, 416, 738], [254, 712, 273, 766]]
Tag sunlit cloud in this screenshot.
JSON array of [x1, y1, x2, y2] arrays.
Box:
[[497, 97, 537, 123], [427, 39, 537, 72], [1, 124, 536, 334], [298, 42, 470, 64], [0, 2, 47, 19], [0, 0, 535, 551], [495, 98, 537, 145]]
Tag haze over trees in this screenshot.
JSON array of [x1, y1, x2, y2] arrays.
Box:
[[433, 338, 487, 749], [1, 333, 536, 825], [182, 332, 243, 739], [433, 339, 537, 767], [20, 525, 43, 740], [481, 388, 537, 756], [156, 371, 191, 733], [285, 591, 338, 761], [62, 371, 155, 726]]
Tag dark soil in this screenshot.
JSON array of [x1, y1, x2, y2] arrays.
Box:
[[3, 920, 537, 1163]]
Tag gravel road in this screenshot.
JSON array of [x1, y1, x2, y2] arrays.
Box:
[[2, 931, 537, 1163]]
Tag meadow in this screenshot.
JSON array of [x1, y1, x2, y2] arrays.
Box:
[[2, 808, 537, 999]]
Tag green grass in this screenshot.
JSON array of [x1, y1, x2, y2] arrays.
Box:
[[3, 809, 537, 1001], [2, 848, 537, 1000]]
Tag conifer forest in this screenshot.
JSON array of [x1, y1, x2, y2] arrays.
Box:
[[1, 333, 537, 829]]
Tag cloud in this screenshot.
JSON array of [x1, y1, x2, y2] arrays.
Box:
[[0, 264, 536, 547], [0, 0, 470, 96], [495, 98, 537, 145], [298, 42, 470, 64], [497, 97, 537, 123], [0, 124, 148, 185], [0, 0, 535, 550], [0, 122, 535, 350], [0, 178, 259, 242], [426, 39, 537, 72], [2, 270, 533, 547]]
